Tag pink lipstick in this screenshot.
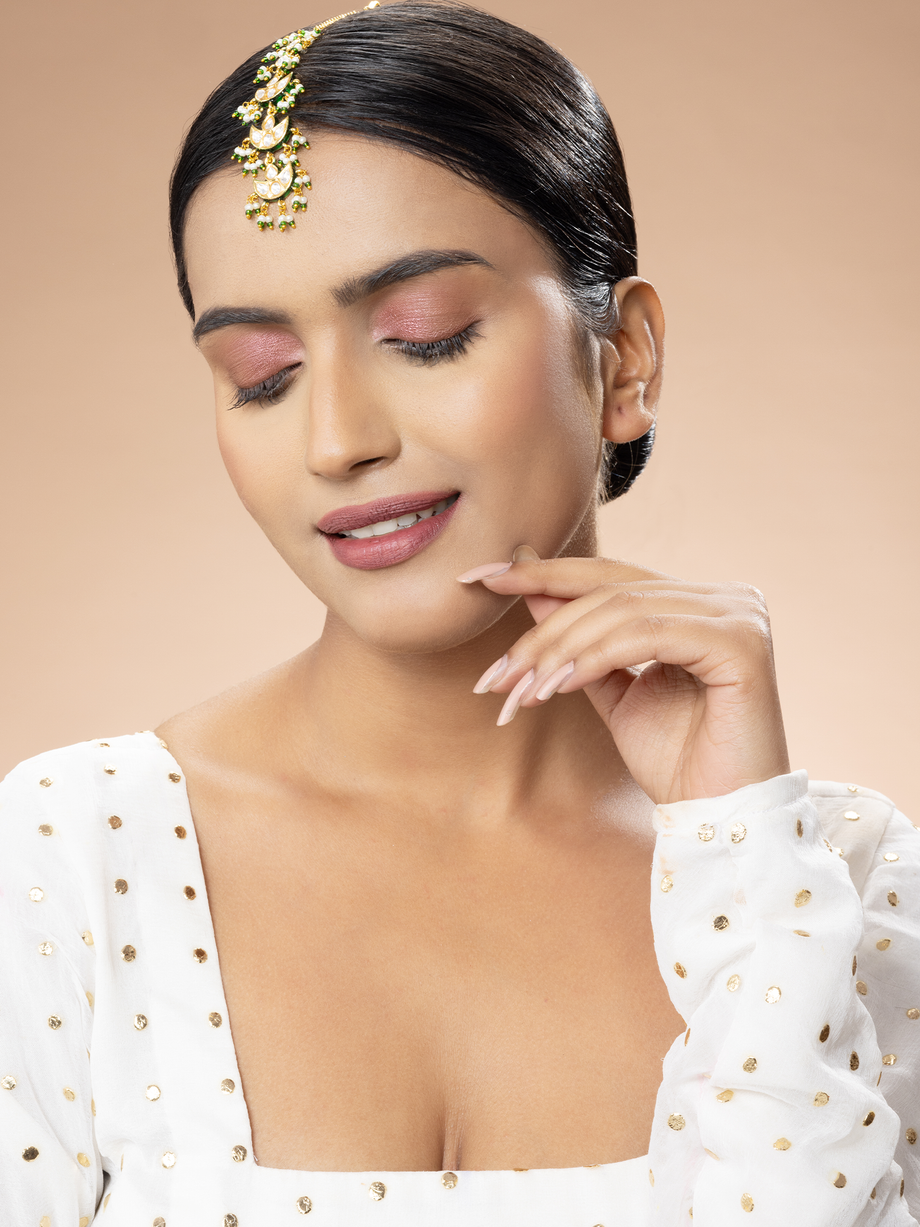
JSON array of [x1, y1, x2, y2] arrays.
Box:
[[319, 490, 461, 570]]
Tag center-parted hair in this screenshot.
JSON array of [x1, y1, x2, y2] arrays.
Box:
[[169, 0, 653, 500]]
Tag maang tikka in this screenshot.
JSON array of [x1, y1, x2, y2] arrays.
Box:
[[231, 1, 380, 231]]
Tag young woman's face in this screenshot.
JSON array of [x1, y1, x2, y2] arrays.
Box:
[[185, 134, 605, 654]]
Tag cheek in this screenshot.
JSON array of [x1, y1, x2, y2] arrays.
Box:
[[214, 406, 305, 528]]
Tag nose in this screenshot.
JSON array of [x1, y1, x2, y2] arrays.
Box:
[[303, 341, 401, 481]]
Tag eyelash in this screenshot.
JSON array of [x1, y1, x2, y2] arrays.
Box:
[[228, 325, 480, 408]]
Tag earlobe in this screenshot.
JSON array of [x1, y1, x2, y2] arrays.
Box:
[[599, 277, 665, 444]]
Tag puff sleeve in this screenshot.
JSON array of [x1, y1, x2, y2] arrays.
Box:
[[647, 770, 919, 1226], [0, 756, 103, 1225]]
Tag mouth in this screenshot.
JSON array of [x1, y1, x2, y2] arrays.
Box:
[[319, 491, 461, 571]]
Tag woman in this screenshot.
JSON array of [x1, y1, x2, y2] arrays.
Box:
[[1, 2, 917, 1224]]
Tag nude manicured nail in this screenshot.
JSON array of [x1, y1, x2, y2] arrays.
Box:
[[456, 562, 513, 583], [474, 655, 509, 694], [497, 669, 535, 727], [535, 661, 576, 702]]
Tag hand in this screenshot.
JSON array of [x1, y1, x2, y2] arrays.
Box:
[[458, 548, 790, 805]]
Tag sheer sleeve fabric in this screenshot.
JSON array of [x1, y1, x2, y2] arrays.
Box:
[[0, 750, 103, 1225], [647, 771, 920, 1226]]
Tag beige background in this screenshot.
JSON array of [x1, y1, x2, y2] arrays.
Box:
[[2, 0, 917, 810]]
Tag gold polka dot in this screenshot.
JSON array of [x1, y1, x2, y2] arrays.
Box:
[[907, 1008, 920, 1020], [667, 1113, 685, 1130], [225, 1216, 238, 1227], [730, 822, 746, 843], [121, 945, 137, 962], [296, 1195, 313, 1213], [114, 879, 128, 894], [221, 1078, 235, 1094], [726, 974, 741, 992], [793, 929, 810, 937], [39, 777, 53, 788], [442, 1172, 458, 1188], [103, 765, 117, 775], [108, 815, 122, 829], [231, 1144, 247, 1162], [877, 938, 891, 950], [161, 1151, 176, 1168], [902, 1179, 906, 1197], [697, 824, 714, 842], [852, 956, 858, 975], [857, 980, 868, 995], [29, 887, 44, 902], [742, 1057, 757, 1073], [833, 1172, 847, 1189], [907, 1128, 917, 1144], [154, 1219, 166, 1227], [741, 1193, 754, 1212], [158, 737, 169, 749], [847, 783, 858, 793], [98, 742, 110, 748], [871, 1187, 877, 1199], [38, 942, 54, 956], [1, 1075, 16, 1090], [883, 1053, 897, 1066], [713, 915, 730, 931], [86, 991, 94, 1009], [184, 885, 196, 900], [795, 818, 803, 837], [850, 1051, 860, 1070], [193, 948, 208, 963], [819, 1023, 830, 1042], [795, 889, 812, 907], [774, 1137, 791, 1150], [648, 1169, 655, 1186], [48, 1015, 62, 1030], [369, 1181, 386, 1201], [168, 772, 182, 784], [38, 824, 53, 836], [889, 891, 899, 906], [660, 875, 673, 892], [209, 1011, 223, 1027], [703, 1148, 719, 1161], [22, 1146, 39, 1161], [716, 1089, 734, 1102], [674, 962, 687, 978], [91, 1098, 96, 1116], [134, 1013, 148, 1030], [844, 810, 860, 821], [146, 1084, 161, 1101], [80, 1218, 90, 1227], [884, 852, 900, 862], [765, 985, 781, 1004], [684, 1028, 691, 1046], [814, 1091, 830, 1105], [77, 1152, 90, 1167], [175, 825, 187, 839], [82, 930, 94, 945], [864, 1111, 876, 1126], [63, 1087, 75, 1101]]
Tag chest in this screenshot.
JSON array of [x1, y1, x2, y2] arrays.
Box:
[[192, 789, 685, 1172]]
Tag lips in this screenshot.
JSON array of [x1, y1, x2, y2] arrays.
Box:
[[320, 491, 461, 571]]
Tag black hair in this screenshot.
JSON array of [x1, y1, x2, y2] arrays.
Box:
[[169, 0, 654, 500]]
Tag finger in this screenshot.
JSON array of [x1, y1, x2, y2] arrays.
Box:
[[476, 555, 680, 599], [509, 544, 572, 623], [487, 589, 750, 694]]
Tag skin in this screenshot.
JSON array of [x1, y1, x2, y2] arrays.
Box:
[[158, 132, 789, 1172]]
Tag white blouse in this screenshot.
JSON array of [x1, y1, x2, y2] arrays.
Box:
[[1, 731, 918, 1227]]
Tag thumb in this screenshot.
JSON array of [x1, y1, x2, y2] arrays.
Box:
[[512, 544, 572, 625]]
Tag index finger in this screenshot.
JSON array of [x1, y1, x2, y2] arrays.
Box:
[[458, 555, 678, 600]]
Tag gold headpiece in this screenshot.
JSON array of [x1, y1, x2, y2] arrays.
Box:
[[231, 1, 380, 231]]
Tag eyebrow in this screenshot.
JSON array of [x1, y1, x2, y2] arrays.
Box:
[[192, 248, 493, 341]]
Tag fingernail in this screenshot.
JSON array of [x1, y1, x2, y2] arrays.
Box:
[[497, 669, 535, 726], [535, 661, 576, 702], [456, 562, 513, 583], [473, 655, 509, 694], [512, 544, 540, 563]]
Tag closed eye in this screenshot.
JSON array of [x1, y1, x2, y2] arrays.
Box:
[[386, 324, 480, 365], [229, 364, 301, 409]]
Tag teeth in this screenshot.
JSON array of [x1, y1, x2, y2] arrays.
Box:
[[341, 494, 457, 539]]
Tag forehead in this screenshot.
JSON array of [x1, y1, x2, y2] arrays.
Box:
[[184, 133, 555, 316]]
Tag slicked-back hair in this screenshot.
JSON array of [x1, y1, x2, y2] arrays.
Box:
[[169, 0, 653, 500]]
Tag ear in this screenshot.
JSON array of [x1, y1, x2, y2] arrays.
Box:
[[598, 277, 665, 444]]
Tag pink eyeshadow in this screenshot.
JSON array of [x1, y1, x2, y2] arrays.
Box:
[[372, 292, 474, 342], [219, 329, 304, 386]]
